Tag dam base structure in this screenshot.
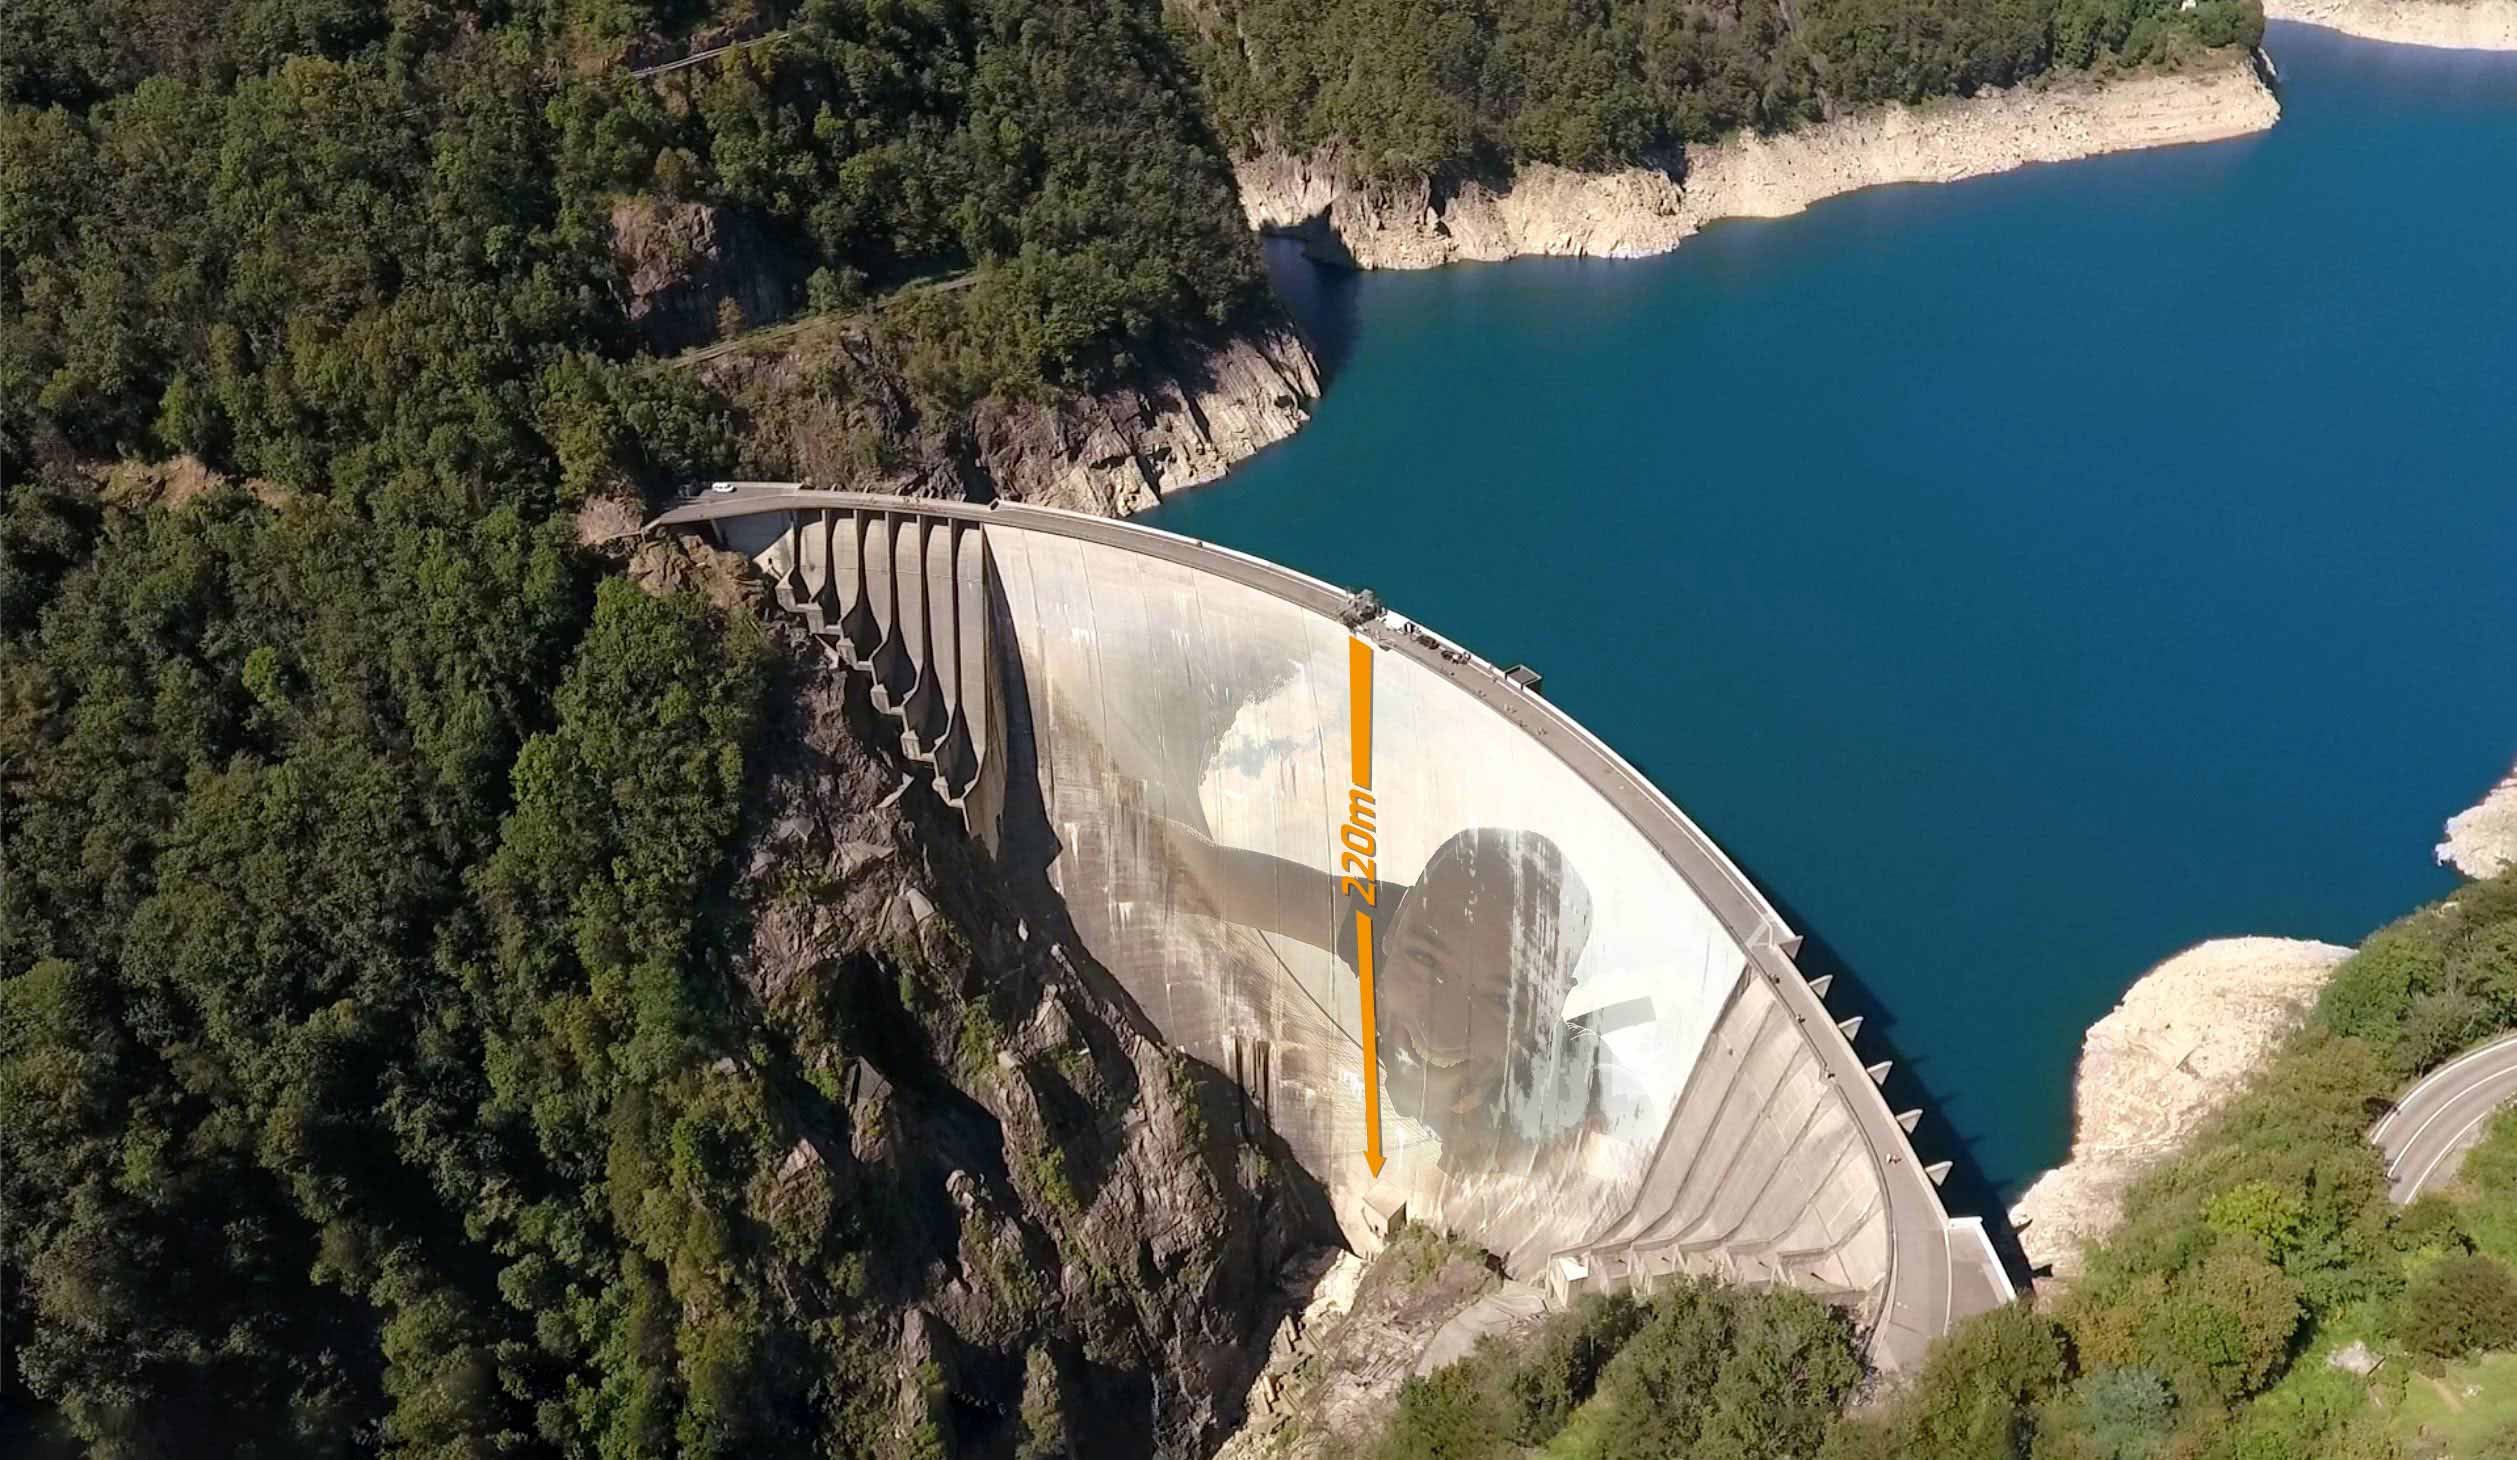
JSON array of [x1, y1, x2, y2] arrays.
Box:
[[650, 487, 2015, 1372]]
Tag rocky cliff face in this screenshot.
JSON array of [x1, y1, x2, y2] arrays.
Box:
[[713, 627, 1339, 1456], [695, 317, 1319, 516], [2264, 0, 2517, 49], [961, 328, 1321, 514], [1235, 55, 2280, 271], [2007, 937, 2352, 1279], [611, 197, 807, 354]]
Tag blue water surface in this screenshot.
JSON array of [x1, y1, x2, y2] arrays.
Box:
[[1148, 24, 2517, 1205]]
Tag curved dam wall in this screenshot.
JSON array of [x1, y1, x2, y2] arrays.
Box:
[[651, 488, 2012, 1368]]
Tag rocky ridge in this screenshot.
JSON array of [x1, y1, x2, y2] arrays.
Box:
[[2007, 937, 2353, 1279], [2265, 0, 2517, 49], [1235, 54, 2280, 270], [960, 327, 1321, 514]]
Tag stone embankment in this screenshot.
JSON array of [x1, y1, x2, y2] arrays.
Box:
[[2439, 761, 2517, 878], [2008, 937, 2352, 1279], [2266, 0, 2517, 49], [1236, 54, 2279, 271]]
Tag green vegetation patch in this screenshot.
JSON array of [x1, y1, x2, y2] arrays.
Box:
[[2393, 1351, 2517, 1458], [0, 0, 1270, 503], [1366, 1280, 1861, 1460], [1184, 0, 2267, 184]]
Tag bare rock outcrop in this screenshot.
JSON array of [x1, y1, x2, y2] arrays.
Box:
[[1237, 55, 2280, 271], [2009, 937, 2352, 1278], [89, 454, 291, 512], [2265, 0, 2517, 49], [702, 317, 1319, 515], [2440, 762, 2517, 879], [964, 325, 1321, 514], [623, 528, 757, 612], [610, 196, 805, 354]]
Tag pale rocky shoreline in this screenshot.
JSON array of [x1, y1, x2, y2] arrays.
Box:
[[2008, 937, 2353, 1279], [1234, 53, 2280, 272], [2440, 761, 2517, 878], [2267, 0, 2517, 50]]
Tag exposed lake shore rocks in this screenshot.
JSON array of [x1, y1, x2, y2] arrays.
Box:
[[2265, 0, 2517, 50], [2439, 762, 2517, 878], [2008, 937, 2353, 1279], [695, 317, 1319, 516], [1234, 53, 2280, 272]]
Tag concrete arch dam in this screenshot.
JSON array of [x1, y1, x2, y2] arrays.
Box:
[[651, 488, 2014, 1370]]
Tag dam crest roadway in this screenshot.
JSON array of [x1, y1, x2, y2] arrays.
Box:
[[649, 485, 2016, 1372]]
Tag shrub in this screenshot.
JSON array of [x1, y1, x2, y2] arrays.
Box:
[[1499, 1293, 1646, 1443], [2207, 1181, 2308, 1265], [1373, 1363, 1512, 1460], [2143, 1247, 2302, 1403], [2402, 1252, 2517, 1358], [2034, 1367, 2176, 1460], [1372, 1280, 1858, 1460], [1822, 1304, 2067, 1460]]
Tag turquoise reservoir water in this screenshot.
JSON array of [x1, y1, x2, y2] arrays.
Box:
[[1149, 24, 2517, 1207]]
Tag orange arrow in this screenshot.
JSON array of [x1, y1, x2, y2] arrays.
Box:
[[1348, 634, 1384, 1176], [1359, 908, 1384, 1175]]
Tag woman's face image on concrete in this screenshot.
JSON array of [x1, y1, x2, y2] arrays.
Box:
[[1374, 828, 1594, 1139]]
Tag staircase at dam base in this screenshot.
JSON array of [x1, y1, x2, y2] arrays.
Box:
[[649, 487, 2015, 1371]]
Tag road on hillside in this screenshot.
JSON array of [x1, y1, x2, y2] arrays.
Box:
[[2375, 1032, 2517, 1203]]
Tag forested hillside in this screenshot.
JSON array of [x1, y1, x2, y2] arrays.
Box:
[[0, 3, 1318, 1457], [1180, 0, 2266, 179], [0, 0, 1266, 499]]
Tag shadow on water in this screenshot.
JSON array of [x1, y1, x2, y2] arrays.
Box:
[[1747, 870, 2043, 1299], [1260, 237, 1363, 385]]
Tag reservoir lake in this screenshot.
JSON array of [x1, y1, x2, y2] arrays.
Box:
[[1148, 23, 2517, 1208]]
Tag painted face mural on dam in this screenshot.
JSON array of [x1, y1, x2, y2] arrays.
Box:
[[1360, 827, 1605, 1160]]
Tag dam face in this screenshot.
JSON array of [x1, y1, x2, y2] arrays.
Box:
[[652, 489, 2012, 1369]]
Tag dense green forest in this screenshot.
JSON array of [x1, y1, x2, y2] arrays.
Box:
[[1183, 0, 2265, 180], [0, 3, 1286, 1456], [0, 0, 1265, 499], [0, 473, 793, 1452]]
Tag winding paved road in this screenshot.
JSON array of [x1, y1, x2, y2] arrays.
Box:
[[2376, 1032, 2517, 1203]]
